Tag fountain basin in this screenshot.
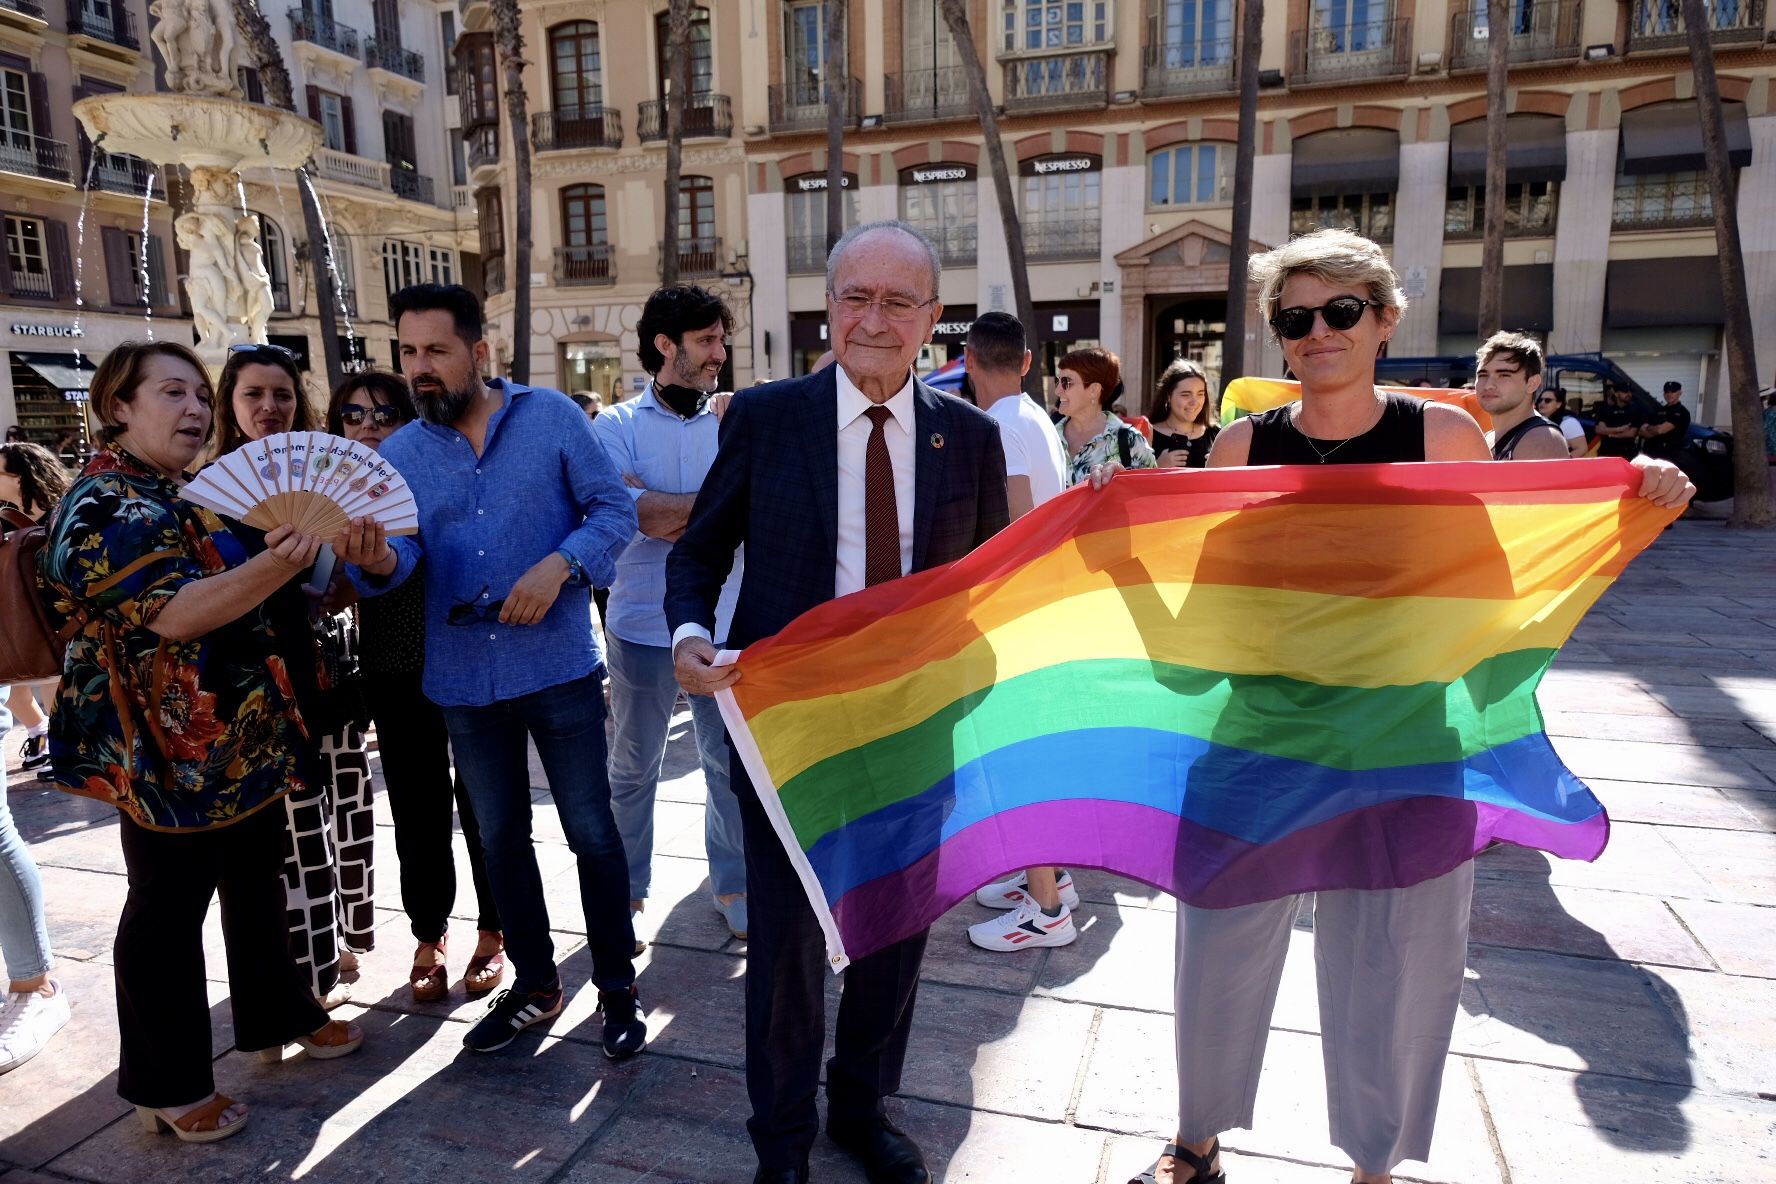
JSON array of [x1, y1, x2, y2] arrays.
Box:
[[73, 94, 321, 172]]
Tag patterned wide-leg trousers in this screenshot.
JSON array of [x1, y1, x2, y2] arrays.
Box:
[[282, 725, 377, 998]]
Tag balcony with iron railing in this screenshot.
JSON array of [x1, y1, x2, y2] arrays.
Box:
[[466, 124, 498, 171], [1448, 0, 1581, 68], [659, 235, 722, 279], [1022, 216, 1100, 262], [1626, 0, 1765, 51], [1289, 16, 1412, 84], [1001, 48, 1112, 113], [555, 243, 615, 286], [483, 254, 505, 294], [289, 6, 360, 59], [1141, 38, 1236, 97], [922, 223, 977, 267], [67, 1, 139, 48], [8, 268, 52, 298], [768, 76, 860, 134], [0, 135, 72, 184], [884, 67, 973, 124], [533, 107, 623, 151], [638, 92, 733, 141], [313, 146, 388, 190], [1443, 184, 1560, 238], [0, 0, 46, 22], [787, 233, 830, 274], [1611, 173, 1719, 230], [365, 38, 424, 82], [390, 166, 434, 205], [89, 152, 162, 198]]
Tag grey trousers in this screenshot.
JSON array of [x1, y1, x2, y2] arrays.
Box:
[[1174, 860, 1475, 1174]]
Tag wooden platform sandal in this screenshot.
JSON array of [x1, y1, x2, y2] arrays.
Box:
[[258, 1019, 364, 1064], [135, 1094, 249, 1143]]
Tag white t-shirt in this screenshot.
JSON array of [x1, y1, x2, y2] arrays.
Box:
[[984, 393, 1068, 508], [1558, 416, 1586, 444]]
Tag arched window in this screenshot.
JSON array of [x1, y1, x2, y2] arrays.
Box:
[[549, 20, 602, 118], [677, 175, 715, 243], [252, 212, 289, 312]]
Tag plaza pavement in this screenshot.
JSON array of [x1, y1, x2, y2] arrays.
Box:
[[1, 516, 1773, 1184]]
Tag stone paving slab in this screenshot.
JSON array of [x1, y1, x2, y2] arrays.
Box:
[[1662, 898, 1776, 978]]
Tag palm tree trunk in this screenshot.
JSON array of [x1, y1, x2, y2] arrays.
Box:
[[661, 0, 691, 286], [490, 0, 532, 383], [1221, 0, 1263, 385], [824, 0, 848, 251], [939, 0, 1039, 399], [1476, 0, 1509, 337], [1682, 0, 1771, 526], [233, 0, 343, 393]]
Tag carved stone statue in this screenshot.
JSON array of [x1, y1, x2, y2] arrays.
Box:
[[149, 0, 241, 98], [234, 214, 274, 344], [175, 213, 231, 349]]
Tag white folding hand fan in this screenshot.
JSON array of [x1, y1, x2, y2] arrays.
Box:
[[180, 431, 420, 537]]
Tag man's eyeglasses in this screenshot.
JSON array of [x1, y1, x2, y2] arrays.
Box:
[[340, 405, 406, 428], [831, 293, 937, 323], [228, 343, 299, 361], [1270, 296, 1375, 341], [446, 586, 505, 626]]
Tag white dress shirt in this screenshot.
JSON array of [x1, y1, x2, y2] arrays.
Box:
[[834, 366, 916, 597]]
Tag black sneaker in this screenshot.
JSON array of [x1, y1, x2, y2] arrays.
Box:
[[598, 985, 647, 1060], [462, 983, 563, 1053], [19, 734, 49, 771]]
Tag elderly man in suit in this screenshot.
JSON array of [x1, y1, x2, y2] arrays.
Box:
[[667, 221, 1009, 1184]]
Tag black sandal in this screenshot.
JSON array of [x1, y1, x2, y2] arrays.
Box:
[[1129, 1137, 1225, 1183]]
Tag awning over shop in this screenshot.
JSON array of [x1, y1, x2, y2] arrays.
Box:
[[1035, 303, 1100, 341], [14, 351, 97, 399], [1605, 257, 1724, 328], [1291, 128, 1401, 197], [1619, 101, 1751, 176], [1437, 264, 1554, 335], [1448, 115, 1567, 186]]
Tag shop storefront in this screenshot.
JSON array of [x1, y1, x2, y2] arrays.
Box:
[[790, 311, 831, 377], [1033, 301, 1102, 409], [916, 305, 977, 373], [1, 314, 142, 457], [9, 351, 95, 457], [561, 339, 625, 401]]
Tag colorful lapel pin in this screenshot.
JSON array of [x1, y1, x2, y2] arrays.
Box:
[[930, 433, 945, 449]]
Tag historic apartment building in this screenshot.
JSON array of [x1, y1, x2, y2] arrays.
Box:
[[456, 0, 1772, 422]]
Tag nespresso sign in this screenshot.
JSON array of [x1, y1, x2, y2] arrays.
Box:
[[1020, 154, 1102, 177], [900, 163, 976, 185], [788, 172, 856, 193], [11, 323, 82, 338]]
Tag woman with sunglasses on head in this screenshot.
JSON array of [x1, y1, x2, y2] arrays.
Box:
[[327, 372, 505, 1003], [1103, 229, 1693, 1184], [1147, 360, 1220, 470], [211, 343, 374, 1011]]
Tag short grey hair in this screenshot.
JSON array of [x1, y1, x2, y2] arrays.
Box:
[[1250, 227, 1408, 339], [826, 220, 942, 298]]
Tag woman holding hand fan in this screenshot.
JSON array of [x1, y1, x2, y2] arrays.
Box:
[[210, 343, 375, 1010], [326, 371, 505, 1002], [40, 340, 362, 1144]]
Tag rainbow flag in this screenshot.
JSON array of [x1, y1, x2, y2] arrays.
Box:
[[715, 460, 1676, 970], [1222, 377, 1492, 430]]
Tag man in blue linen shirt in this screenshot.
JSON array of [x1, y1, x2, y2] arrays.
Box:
[[591, 284, 747, 941], [339, 283, 646, 1060]]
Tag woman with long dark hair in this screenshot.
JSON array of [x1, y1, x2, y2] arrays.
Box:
[[1146, 360, 1220, 470], [326, 371, 505, 1002], [211, 344, 373, 1010]]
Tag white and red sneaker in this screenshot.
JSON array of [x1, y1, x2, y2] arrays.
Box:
[[973, 868, 1081, 911], [967, 899, 1078, 951]]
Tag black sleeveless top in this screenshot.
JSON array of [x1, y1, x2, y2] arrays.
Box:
[[1246, 392, 1426, 465], [1152, 424, 1221, 468], [1490, 412, 1559, 460]]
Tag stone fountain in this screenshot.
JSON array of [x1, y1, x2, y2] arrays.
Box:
[[72, 0, 321, 368]]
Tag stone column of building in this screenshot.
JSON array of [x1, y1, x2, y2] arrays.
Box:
[[1391, 134, 1450, 358], [975, 175, 1013, 316], [1099, 143, 1145, 366], [1249, 149, 1292, 380], [1739, 111, 1776, 391], [748, 187, 791, 383], [1550, 126, 1619, 356]]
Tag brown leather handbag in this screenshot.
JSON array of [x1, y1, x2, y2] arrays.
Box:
[[0, 507, 66, 683]]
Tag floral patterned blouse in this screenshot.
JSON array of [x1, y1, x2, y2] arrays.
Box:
[[39, 445, 309, 831], [1059, 412, 1158, 488]]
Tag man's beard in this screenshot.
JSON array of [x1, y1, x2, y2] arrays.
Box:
[[412, 377, 476, 425], [670, 350, 717, 393]]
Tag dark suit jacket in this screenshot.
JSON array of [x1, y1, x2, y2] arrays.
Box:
[[666, 366, 1010, 652]]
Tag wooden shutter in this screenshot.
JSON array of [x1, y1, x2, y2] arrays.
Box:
[[148, 234, 172, 306], [341, 96, 357, 155], [26, 71, 49, 142], [101, 226, 134, 306], [44, 220, 71, 302], [0, 218, 13, 297], [243, 67, 265, 104], [73, 84, 91, 181], [373, 0, 400, 45], [306, 84, 321, 123]]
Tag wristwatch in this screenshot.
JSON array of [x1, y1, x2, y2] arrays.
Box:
[[555, 547, 587, 586]]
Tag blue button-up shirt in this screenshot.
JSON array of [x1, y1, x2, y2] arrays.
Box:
[[351, 380, 638, 708], [590, 389, 741, 648]]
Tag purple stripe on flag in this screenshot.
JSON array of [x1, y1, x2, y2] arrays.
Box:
[[828, 796, 1609, 961]]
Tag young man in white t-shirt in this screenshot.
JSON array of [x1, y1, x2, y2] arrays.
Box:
[[957, 311, 1081, 952]]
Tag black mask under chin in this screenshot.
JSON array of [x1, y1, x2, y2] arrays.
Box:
[[655, 382, 709, 419]]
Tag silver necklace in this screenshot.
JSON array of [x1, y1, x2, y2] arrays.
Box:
[[1289, 394, 1384, 464]]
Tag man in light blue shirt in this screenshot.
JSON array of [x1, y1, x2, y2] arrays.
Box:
[[341, 283, 646, 1061], [592, 285, 747, 940]]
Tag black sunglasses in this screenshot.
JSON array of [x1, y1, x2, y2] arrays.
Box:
[[446, 586, 506, 626], [340, 405, 405, 428], [1271, 296, 1376, 341], [228, 342, 299, 361]]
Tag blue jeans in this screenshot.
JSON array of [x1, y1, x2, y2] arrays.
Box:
[[0, 694, 52, 981], [442, 672, 636, 995], [606, 634, 747, 901]]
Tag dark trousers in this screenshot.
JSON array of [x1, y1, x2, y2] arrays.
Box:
[[441, 671, 636, 994], [115, 805, 328, 1108], [734, 755, 929, 1174], [369, 671, 500, 942]]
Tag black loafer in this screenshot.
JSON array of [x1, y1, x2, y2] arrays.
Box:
[[751, 1170, 807, 1184], [827, 1115, 931, 1184]]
